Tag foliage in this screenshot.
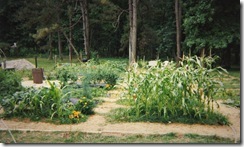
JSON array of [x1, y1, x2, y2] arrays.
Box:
[[0, 42, 10, 53], [32, 24, 59, 41], [0, 0, 240, 66], [0, 70, 23, 99], [75, 97, 95, 115], [81, 59, 123, 88], [54, 64, 78, 88], [66, 110, 87, 124], [156, 0, 176, 59], [0, 81, 95, 124], [217, 70, 240, 108], [182, 0, 240, 54], [112, 56, 229, 125]]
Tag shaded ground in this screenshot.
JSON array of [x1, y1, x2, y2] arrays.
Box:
[[0, 80, 241, 143]]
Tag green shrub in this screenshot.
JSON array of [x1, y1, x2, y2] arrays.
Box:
[[54, 64, 78, 87], [82, 61, 120, 88], [0, 70, 23, 99], [74, 97, 95, 115], [116, 56, 229, 125]]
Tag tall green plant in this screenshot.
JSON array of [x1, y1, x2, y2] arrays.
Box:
[[123, 56, 228, 124]]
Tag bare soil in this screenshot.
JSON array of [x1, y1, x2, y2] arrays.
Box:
[[0, 80, 240, 142]]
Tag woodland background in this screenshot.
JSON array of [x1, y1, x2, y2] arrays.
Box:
[[0, 0, 240, 67]]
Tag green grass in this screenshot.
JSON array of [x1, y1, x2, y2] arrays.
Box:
[[0, 130, 237, 143], [10, 57, 127, 79], [227, 69, 240, 78], [106, 107, 229, 125], [218, 69, 240, 108], [26, 56, 77, 72], [25, 57, 128, 72]]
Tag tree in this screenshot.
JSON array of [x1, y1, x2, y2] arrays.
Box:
[[14, 0, 66, 59], [80, 0, 90, 60], [182, 0, 240, 67], [175, 0, 182, 62], [67, 5, 73, 64], [129, 0, 138, 64], [0, 0, 24, 56], [0, 0, 239, 67]]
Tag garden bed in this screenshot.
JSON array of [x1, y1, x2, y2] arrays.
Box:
[[0, 87, 240, 142], [0, 57, 240, 143]]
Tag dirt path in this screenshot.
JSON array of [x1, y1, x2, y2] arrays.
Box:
[[0, 81, 240, 142]]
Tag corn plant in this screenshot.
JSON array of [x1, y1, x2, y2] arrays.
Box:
[[124, 56, 228, 124]]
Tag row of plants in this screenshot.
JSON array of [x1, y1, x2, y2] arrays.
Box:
[[1, 81, 96, 124], [46, 59, 126, 89], [109, 56, 229, 125], [0, 59, 126, 124]]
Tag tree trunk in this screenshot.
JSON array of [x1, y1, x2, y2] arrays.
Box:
[[129, 0, 133, 64], [175, 0, 181, 63], [200, 48, 205, 58], [129, 0, 137, 65], [132, 0, 137, 64], [48, 33, 53, 60], [62, 31, 82, 63], [68, 6, 73, 64], [80, 0, 90, 60], [58, 30, 63, 60]]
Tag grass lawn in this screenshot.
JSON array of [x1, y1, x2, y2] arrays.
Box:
[[25, 57, 128, 72], [0, 131, 236, 143], [26, 56, 75, 72], [219, 68, 240, 107]]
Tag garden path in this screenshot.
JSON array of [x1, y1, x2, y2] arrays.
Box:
[[0, 81, 240, 142]]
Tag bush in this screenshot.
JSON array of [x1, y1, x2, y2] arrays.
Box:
[[54, 64, 78, 87], [82, 60, 121, 88], [116, 56, 229, 125], [0, 70, 23, 99], [75, 97, 95, 115]]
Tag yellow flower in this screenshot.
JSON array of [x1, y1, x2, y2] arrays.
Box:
[[79, 100, 83, 103], [73, 111, 81, 118], [105, 84, 110, 88], [69, 114, 74, 119], [82, 96, 86, 99]]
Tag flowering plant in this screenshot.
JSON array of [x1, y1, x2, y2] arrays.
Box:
[[75, 97, 95, 115], [68, 110, 86, 123]]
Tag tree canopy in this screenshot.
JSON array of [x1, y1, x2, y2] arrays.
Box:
[[0, 0, 240, 66]]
